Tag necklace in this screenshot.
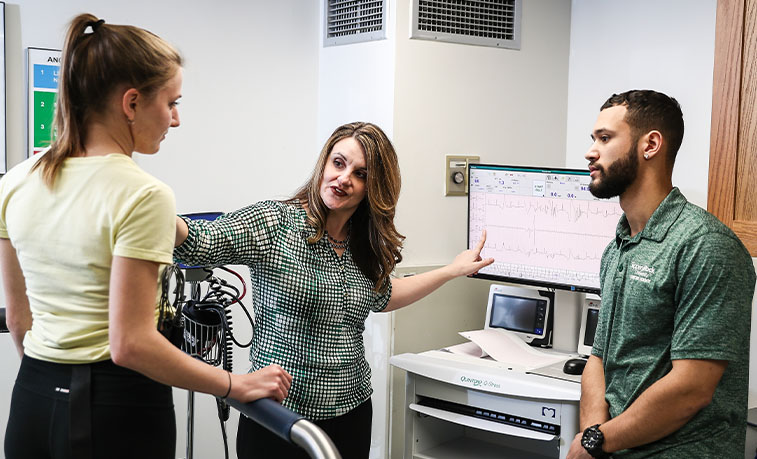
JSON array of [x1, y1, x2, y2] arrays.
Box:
[[327, 233, 350, 249]]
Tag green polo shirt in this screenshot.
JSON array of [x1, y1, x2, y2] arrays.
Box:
[[593, 188, 755, 458]]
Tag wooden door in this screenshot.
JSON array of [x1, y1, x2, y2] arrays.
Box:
[[709, 0, 757, 255]]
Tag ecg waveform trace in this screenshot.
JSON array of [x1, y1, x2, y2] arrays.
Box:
[[470, 191, 622, 289]]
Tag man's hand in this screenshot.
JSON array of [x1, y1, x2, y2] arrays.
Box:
[[566, 432, 593, 459]]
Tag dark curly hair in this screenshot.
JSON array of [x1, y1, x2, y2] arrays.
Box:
[[601, 89, 684, 165]]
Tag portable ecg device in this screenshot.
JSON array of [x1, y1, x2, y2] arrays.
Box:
[[484, 284, 554, 348]]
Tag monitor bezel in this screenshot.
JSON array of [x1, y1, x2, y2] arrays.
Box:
[[577, 299, 600, 357], [467, 163, 615, 295]]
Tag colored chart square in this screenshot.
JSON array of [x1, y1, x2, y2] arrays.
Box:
[[33, 64, 59, 89], [34, 91, 57, 148]]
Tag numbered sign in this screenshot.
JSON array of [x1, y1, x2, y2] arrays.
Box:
[[27, 48, 61, 157]]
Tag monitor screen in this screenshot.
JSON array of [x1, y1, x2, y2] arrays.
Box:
[[484, 284, 553, 345], [583, 307, 599, 347], [468, 164, 623, 293]]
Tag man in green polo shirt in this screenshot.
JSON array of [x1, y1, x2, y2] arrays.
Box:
[[566, 90, 756, 459]]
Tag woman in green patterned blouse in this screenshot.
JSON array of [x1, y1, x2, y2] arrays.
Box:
[[174, 122, 492, 458]]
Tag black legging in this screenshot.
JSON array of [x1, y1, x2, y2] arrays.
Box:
[[236, 398, 373, 458], [4, 355, 176, 459]]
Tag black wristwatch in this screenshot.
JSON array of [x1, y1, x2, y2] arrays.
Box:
[[581, 424, 609, 458]]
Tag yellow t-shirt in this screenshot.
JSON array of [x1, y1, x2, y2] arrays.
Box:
[[0, 153, 176, 363]]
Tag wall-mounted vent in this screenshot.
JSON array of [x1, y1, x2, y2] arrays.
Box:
[[411, 0, 521, 50], [324, 0, 387, 47]]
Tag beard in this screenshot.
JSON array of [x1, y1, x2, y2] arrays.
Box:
[[589, 143, 639, 199]]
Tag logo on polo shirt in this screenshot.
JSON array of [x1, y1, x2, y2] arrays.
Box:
[[630, 262, 655, 284]]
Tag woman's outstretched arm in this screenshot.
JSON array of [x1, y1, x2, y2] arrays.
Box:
[[384, 230, 493, 312]]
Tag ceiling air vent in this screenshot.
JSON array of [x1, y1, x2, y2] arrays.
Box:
[[411, 0, 521, 50], [324, 0, 387, 47]]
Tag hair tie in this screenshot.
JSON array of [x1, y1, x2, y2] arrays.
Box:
[[85, 19, 105, 34]]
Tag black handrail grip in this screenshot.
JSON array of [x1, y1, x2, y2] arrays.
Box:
[[226, 397, 303, 442]]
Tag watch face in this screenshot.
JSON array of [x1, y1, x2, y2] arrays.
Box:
[[582, 430, 601, 448], [582, 425, 605, 455]]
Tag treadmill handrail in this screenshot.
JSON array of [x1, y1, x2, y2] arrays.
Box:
[[226, 397, 341, 459], [0, 303, 343, 457]]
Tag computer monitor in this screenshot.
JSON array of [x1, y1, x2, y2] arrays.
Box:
[[577, 299, 600, 356], [484, 284, 554, 347], [468, 164, 623, 294]]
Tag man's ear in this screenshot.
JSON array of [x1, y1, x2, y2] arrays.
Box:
[[121, 88, 140, 122], [641, 130, 663, 160]]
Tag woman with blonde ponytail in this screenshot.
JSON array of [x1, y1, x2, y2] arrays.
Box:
[[174, 121, 493, 458], [1, 14, 290, 459]]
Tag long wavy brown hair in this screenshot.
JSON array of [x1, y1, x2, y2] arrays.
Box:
[[31, 13, 183, 187], [290, 122, 404, 293]]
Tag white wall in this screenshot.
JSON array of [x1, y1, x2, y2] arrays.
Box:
[[317, 4, 396, 142], [564, 0, 717, 207], [0, 2, 320, 458], [392, 0, 573, 266]]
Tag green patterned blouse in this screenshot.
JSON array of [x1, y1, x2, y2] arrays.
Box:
[[174, 200, 391, 420]]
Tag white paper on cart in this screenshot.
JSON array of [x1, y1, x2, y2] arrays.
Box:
[[443, 341, 489, 358], [458, 329, 566, 370]]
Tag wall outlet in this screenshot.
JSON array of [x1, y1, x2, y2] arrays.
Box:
[[445, 155, 480, 196]]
